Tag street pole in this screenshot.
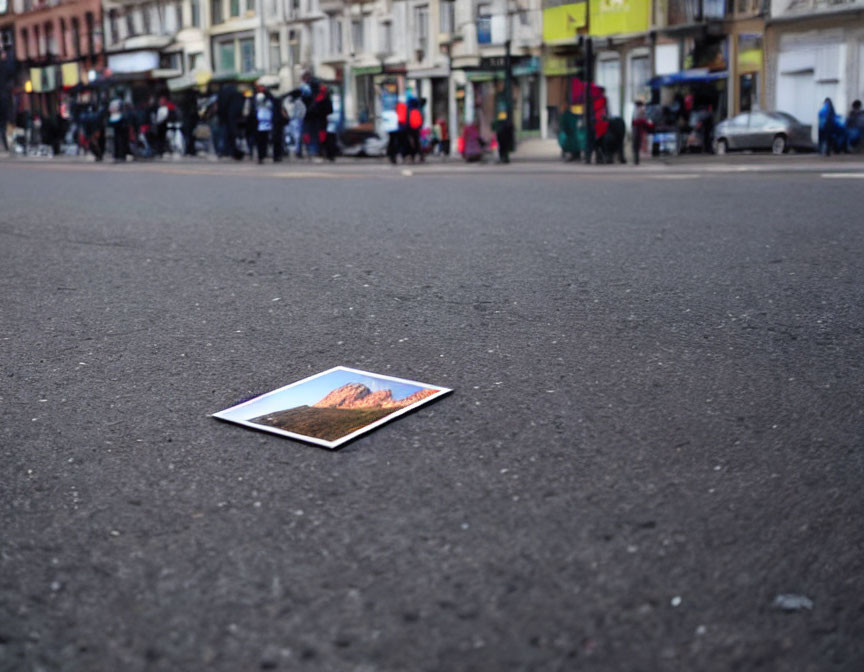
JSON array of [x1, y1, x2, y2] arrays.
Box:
[[504, 38, 512, 125], [584, 36, 593, 164]]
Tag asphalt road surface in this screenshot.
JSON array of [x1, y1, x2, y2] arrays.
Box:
[[2, 160, 863, 672]]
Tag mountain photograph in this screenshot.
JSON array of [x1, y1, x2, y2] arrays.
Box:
[[247, 379, 440, 442]]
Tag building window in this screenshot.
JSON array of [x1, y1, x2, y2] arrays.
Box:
[[414, 5, 428, 60], [174, 1, 183, 29], [239, 37, 255, 72], [109, 9, 119, 44], [33, 25, 41, 58], [142, 6, 152, 34], [329, 15, 342, 55], [380, 21, 392, 54], [59, 18, 67, 57], [160, 51, 182, 71], [71, 17, 80, 56], [189, 51, 203, 70], [211, 0, 224, 25], [217, 40, 235, 72], [269, 31, 281, 68], [230, 0, 240, 17], [288, 29, 299, 65], [476, 4, 491, 45], [191, 0, 201, 26], [245, 0, 254, 13], [45, 21, 56, 57], [125, 11, 136, 38], [629, 55, 650, 107], [351, 19, 363, 53], [291, 0, 299, 14], [440, 0, 454, 34], [20, 28, 28, 59], [86, 12, 95, 56]]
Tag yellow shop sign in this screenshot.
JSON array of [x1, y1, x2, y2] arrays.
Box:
[[589, 0, 651, 36], [543, 0, 587, 44]]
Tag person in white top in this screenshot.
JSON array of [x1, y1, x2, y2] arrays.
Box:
[[255, 92, 274, 164]]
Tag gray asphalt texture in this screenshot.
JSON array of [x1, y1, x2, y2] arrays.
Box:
[[1, 161, 863, 672]]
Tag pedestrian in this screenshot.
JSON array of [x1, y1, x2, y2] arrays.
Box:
[[181, 90, 199, 156], [289, 71, 330, 159], [701, 105, 714, 154], [818, 98, 836, 156], [255, 92, 273, 164], [494, 111, 514, 164], [846, 100, 862, 152], [272, 94, 288, 162], [631, 99, 649, 165], [405, 93, 424, 162], [108, 98, 128, 162]]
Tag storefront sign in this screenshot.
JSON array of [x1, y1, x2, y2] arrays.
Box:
[[542, 0, 587, 43], [737, 33, 763, 73], [588, 0, 651, 36], [543, 55, 582, 76], [61, 62, 80, 88], [29, 67, 42, 92], [353, 65, 382, 76], [107, 50, 159, 74]]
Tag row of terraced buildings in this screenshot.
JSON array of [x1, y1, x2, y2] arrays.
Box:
[[1, 0, 863, 142]]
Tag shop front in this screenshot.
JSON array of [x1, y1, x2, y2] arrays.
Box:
[[542, 0, 587, 138]]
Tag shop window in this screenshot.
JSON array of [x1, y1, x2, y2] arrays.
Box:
[[739, 72, 759, 112], [629, 55, 650, 107], [520, 75, 540, 131], [240, 37, 255, 72], [356, 73, 375, 123], [596, 57, 621, 117]]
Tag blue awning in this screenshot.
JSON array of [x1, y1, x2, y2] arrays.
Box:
[[649, 69, 728, 88]]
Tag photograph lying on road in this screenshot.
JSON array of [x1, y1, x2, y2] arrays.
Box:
[[212, 366, 452, 449]]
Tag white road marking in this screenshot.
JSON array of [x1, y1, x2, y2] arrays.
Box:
[[821, 173, 864, 179]]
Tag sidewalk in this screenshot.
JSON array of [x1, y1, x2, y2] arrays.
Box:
[[3, 144, 863, 177]]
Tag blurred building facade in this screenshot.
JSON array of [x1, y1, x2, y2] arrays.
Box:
[[1, 0, 862, 143], [11, 0, 104, 114]]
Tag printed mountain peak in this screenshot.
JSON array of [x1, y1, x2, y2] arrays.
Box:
[[313, 383, 437, 410]]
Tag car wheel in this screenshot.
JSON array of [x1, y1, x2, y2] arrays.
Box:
[[715, 138, 728, 155], [772, 134, 787, 154]]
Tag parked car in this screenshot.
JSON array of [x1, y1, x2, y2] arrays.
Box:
[[713, 111, 814, 154]]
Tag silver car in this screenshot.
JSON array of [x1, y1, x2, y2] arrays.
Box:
[[713, 111, 815, 154]]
